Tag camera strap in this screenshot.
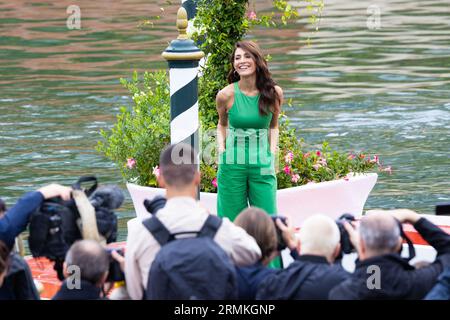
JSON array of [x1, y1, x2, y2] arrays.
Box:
[[72, 176, 98, 196], [72, 189, 102, 243], [397, 220, 416, 261]]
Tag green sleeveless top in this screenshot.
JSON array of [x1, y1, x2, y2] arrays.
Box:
[[229, 82, 272, 129], [222, 82, 273, 167]]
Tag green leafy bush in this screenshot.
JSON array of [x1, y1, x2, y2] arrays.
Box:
[[97, 70, 170, 187]]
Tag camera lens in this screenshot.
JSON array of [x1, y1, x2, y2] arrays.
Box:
[[271, 216, 288, 251], [336, 213, 356, 255]]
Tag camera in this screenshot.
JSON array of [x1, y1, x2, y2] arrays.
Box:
[[28, 176, 123, 280], [335, 213, 356, 256], [271, 215, 288, 251], [106, 248, 125, 283], [143, 196, 167, 215]]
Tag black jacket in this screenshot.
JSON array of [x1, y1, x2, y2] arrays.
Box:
[[256, 255, 350, 300], [424, 267, 450, 300], [329, 218, 450, 300], [0, 253, 40, 300], [235, 262, 278, 300], [52, 280, 105, 300]]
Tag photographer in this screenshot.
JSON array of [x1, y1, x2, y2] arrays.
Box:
[[256, 214, 350, 300], [124, 143, 261, 300], [0, 184, 72, 248], [329, 209, 450, 299], [53, 240, 110, 300], [233, 207, 299, 299], [0, 199, 40, 300]]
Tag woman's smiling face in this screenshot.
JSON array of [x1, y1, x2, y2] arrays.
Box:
[[234, 47, 256, 77]]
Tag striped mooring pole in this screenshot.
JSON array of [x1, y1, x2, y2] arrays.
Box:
[[162, 7, 204, 196]]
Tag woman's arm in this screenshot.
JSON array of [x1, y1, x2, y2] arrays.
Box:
[[216, 89, 230, 153], [269, 86, 283, 154]]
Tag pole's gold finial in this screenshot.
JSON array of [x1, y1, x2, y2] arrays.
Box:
[[176, 7, 188, 40]]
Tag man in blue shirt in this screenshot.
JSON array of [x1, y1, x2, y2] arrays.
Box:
[[0, 184, 72, 248]]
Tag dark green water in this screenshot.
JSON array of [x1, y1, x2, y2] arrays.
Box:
[[0, 0, 449, 242]]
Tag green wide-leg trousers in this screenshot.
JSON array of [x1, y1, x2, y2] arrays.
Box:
[[217, 153, 277, 222], [217, 155, 281, 268]]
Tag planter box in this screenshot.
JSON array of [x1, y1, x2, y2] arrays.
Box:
[[127, 173, 378, 227]]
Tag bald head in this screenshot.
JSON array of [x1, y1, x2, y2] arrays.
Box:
[[359, 213, 401, 256], [65, 240, 109, 285], [300, 215, 340, 262]]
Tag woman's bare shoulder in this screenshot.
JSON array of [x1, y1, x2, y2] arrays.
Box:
[[217, 84, 234, 100], [217, 84, 235, 109]]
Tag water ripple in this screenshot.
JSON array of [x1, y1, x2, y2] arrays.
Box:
[[0, 0, 448, 221]]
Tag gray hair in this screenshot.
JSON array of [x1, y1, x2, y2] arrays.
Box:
[[65, 240, 109, 284], [359, 214, 401, 254], [300, 214, 340, 259]]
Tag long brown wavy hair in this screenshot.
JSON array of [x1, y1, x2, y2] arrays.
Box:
[[227, 41, 281, 116]]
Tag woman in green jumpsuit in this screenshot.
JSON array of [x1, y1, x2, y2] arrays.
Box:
[[216, 41, 283, 225]]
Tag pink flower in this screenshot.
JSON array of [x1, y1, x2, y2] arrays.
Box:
[[313, 164, 322, 171], [291, 174, 300, 183], [152, 165, 160, 178], [370, 155, 380, 165], [347, 154, 356, 160], [285, 152, 294, 164], [303, 152, 311, 158], [283, 166, 291, 175], [126, 158, 136, 169], [212, 177, 218, 188], [381, 166, 392, 175], [318, 158, 327, 166], [316, 151, 321, 157], [248, 11, 257, 20]]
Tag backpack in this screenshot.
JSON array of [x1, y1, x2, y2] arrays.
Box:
[[143, 215, 238, 300]]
